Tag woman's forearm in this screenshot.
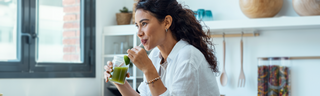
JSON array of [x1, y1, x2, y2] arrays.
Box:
[[144, 67, 167, 96], [114, 80, 140, 96]]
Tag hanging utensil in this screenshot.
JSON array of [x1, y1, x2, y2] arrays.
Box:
[[238, 32, 246, 87], [220, 33, 228, 86]]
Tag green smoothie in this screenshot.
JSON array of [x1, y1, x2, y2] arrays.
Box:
[[109, 67, 128, 84]]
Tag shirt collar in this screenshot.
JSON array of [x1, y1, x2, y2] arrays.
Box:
[[155, 39, 189, 62]]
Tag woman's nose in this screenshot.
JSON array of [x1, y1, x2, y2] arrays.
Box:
[[137, 29, 144, 37]]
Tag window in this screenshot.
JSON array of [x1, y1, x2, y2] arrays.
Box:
[[0, 0, 95, 78]]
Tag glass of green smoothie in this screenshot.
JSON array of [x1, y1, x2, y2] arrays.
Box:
[[108, 55, 130, 84]]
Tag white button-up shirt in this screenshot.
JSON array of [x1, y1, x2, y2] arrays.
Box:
[[138, 40, 220, 96]]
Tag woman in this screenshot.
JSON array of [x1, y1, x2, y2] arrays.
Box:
[[104, 0, 220, 95]]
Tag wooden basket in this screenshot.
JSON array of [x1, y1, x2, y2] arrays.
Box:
[[116, 13, 132, 25]]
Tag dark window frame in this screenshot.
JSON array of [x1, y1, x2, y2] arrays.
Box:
[[0, 0, 96, 78]]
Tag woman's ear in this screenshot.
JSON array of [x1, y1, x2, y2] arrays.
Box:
[[164, 15, 173, 29]]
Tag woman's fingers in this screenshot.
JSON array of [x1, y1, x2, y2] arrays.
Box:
[[127, 49, 135, 55], [132, 47, 139, 52], [104, 61, 113, 73], [108, 61, 113, 68], [104, 71, 109, 82], [127, 54, 134, 61], [127, 49, 136, 59], [132, 46, 144, 55], [126, 73, 130, 78], [134, 46, 141, 50], [104, 61, 114, 83]]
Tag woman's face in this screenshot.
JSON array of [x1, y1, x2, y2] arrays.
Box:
[[135, 9, 167, 51]]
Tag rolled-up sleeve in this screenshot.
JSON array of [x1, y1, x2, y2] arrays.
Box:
[[159, 61, 198, 96]]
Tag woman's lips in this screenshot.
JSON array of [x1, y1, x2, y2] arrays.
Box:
[[141, 39, 148, 45]]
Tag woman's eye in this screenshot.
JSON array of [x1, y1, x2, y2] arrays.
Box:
[[142, 22, 147, 26]]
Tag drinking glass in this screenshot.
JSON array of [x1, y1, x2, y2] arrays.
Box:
[[193, 10, 198, 20], [120, 42, 128, 54], [108, 55, 129, 84], [197, 9, 205, 21], [203, 10, 213, 21], [113, 42, 119, 54]]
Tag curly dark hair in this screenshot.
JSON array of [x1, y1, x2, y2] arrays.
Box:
[[136, 0, 218, 73]]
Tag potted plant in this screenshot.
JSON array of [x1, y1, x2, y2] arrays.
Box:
[[116, 7, 132, 25]]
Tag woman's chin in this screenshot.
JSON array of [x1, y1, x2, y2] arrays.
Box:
[[145, 48, 152, 51], [143, 46, 153, 51], [144, 47, 150, 51]]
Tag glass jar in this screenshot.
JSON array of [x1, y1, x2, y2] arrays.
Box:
[[258, 57, 291, 96], [109, 55, 130, 84]]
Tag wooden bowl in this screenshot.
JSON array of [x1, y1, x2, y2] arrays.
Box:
[[293, 0, 320, 16], [240, 0, 283, 18]]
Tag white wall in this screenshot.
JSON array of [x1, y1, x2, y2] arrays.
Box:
[[175, 0, 320, 96], [177, 0, 300, 20], [212, 29, 320, 96], [0, 78, 100, 96]]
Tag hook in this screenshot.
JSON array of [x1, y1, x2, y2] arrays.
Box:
[[241, 31, 244, 40], [223, 32, 225, 41]]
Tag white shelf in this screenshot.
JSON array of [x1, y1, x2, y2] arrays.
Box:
[[136, 76, 143, 79], [104, 25, 136, 36], [103, 54, 128, 58], [127, 77, 135, 80], [104, 16, 320, 33], [205, 16, 320, 32], [127, 76, 143, 80]]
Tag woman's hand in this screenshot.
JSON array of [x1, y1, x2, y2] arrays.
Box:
[[104, 61, 130, 83], [127, 46, 153, 73]]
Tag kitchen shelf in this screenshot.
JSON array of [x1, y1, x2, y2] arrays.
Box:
[[127, 76, 143, 80], [104, 25, 136, 36], [258, 56, 320, 60], [205, 16, 320, 32], [103, 54, 128, 58], [136, 76, 143, 79], [127, 77, 135, 80], [210, 33, 259, 38], [290, 56, 320, 60], [103, 16, 320, 34]]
